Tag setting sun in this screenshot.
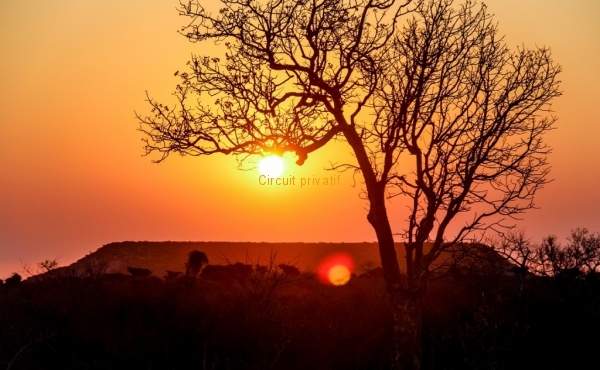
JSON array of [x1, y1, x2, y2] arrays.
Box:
[[258, 155, 284, 177]]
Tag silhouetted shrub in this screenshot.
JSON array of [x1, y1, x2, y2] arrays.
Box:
[[278, 264, 301, 276], [5, 272, 22, 284], [127, 267, 152, 277]]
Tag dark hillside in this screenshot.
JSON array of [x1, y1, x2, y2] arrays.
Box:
[[62, 241, 383, 276]]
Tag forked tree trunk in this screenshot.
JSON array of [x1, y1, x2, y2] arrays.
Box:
[[343, 120, 424, 369], [367, 190, 423, 370]]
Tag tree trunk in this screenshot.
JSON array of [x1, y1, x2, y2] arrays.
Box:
[[389, 289, 423, 370], [367, 190, 423, 370], [343, 121, 424, 369]]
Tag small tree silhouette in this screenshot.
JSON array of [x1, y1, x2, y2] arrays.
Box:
[[38, 257, 60, 273], [185, 250, 209, 278]]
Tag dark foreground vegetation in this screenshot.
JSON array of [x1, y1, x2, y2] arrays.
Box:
[[2, 246, 600, 370]]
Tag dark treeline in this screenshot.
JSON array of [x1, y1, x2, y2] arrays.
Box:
[[2, 235, 600, 369]]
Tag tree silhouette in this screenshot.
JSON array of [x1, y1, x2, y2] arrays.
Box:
[[494, 228, 600, 288], [533, 229, 600, 278], [137, 0, 561, 368], [491, 230, 536, 296], [185, 250, 209, 278]]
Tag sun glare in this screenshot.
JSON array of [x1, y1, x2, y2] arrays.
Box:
[[317, 253, 355, 286], [259, 156, 284, 177]]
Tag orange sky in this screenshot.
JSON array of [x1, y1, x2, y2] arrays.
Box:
[[1, 0, 599, 278]]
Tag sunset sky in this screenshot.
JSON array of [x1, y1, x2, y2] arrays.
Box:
[[1, 0, 599, 278]]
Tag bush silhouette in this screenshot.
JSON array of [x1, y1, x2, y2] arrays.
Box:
[[278, 264, 301, 276], [5, 272, 22, 284]]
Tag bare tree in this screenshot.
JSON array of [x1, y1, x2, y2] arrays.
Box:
[[20, 254, 62, 278], [137, 0, 560, 368], [491, 230, 536, 295], [221, 250, 301, 368], [494, 228, 600, 283], [226, 249, 302, 311], [565, 228, 600, 274], [369, 2, 560, 365], [38, 254, 62, 273]]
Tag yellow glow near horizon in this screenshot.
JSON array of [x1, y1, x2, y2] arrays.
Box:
[[258, 156, 284, 177]]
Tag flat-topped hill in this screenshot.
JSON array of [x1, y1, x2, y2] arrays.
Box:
[[48, 241, 511, 278], [66, 241, 385, 276]]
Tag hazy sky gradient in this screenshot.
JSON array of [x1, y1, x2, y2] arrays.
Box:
[[1, 0, 599, 278]]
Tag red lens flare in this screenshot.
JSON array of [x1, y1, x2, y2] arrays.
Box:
[[316, 253, 355, 286]]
